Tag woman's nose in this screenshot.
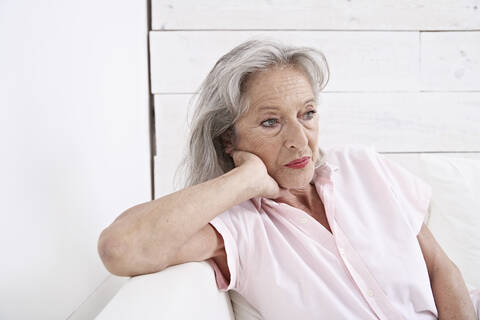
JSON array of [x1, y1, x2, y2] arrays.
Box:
[[284, 120, 308, 149]]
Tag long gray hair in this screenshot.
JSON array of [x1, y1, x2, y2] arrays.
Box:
[[175, 37, 330, 189]]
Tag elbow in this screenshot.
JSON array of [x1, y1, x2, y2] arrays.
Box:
[[97, 228, 171, 277], [97, 229, 132, 277]]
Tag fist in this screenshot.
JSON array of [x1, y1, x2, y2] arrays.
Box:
[[229, 150, 281, 199]]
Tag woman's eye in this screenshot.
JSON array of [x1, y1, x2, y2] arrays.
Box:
[[261, 110, 316, 128], [304, 110, 317, 120], [261, 118, 278, 128]]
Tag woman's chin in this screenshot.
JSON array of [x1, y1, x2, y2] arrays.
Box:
[[276, 169, 314, 189]]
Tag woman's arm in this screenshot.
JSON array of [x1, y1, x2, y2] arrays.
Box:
[[97, 150, 279, 277], [417, 223, 476, 319]]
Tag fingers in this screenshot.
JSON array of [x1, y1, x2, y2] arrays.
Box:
[[230, 150, 243, 167], [231, 149, 253, 168]]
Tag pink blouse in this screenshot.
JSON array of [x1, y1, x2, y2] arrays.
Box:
[[206, 144, 453, 319]]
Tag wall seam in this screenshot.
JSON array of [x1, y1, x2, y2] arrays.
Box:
[[146, 0, 156, 200]]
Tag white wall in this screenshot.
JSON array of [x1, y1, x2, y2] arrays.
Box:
[[149, 0, 480, 197], [0, 1, 150, 319]]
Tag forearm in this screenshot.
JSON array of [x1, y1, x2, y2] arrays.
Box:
[[98, 165, 258, 276], [431, 260, 476, 320]]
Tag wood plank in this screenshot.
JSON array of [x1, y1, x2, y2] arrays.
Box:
[[421, 31, 480, 91], [152, 0, 480, 31], [149, 31, 419, 93], [153, 92, 480, 195], [317, 92, 480, 152], [154, 95, 194, 196]]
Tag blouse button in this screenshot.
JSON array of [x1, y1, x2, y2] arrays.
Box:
[[367, 289, 375, 297], [300, 217, 308, 224], [338, 247, 345, 255]]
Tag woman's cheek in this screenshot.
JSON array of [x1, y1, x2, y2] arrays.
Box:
[[249, 131, 273, 147]]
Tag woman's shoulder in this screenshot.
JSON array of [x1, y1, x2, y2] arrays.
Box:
[[212, 197, 261, 224]]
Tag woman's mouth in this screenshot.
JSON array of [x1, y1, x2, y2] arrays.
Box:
[[285, 156, 310, 169]]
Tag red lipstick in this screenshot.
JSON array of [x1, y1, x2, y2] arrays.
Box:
[[285, 156, 310, 169]]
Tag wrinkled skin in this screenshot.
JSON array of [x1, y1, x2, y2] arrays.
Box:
[[224, 64, 322, 208]]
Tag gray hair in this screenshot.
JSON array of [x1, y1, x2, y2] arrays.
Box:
[[175, 37, 330, 189]]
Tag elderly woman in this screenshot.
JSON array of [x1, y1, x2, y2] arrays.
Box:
[[98, 39, 478, 319]]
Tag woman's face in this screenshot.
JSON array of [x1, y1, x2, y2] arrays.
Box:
[[232, 65, 320, 189]]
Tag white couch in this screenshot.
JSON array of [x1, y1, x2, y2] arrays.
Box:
[[96, 154, 480, 319]]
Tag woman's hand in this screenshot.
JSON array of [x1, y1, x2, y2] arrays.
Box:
[[230, 150, 281, 199]]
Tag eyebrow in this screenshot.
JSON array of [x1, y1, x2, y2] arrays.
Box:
[[257, 98, 316, 112]]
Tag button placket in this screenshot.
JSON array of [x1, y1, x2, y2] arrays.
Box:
[[321, 182, 335, 227], [333, 223, 406, 320], [321, 181, 353, 264], [304, 177, 338, 252], [324, 174, 375, 309], [314, 161, 405, 319]]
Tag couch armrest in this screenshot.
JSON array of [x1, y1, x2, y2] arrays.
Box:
[[96, 261, 235, 320]]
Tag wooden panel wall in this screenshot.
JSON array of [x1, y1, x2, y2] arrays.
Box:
[[149, 1, 480, 196], [151, 0, 480, 30]]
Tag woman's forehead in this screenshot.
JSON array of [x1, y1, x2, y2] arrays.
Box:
[[247, 65, 309, 89], [245, 67, 313, 101], [246, 85, 315, 114]]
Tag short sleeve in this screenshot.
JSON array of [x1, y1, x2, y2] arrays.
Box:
[[206, 200, 258, 292], [368, 146, 432, 236]]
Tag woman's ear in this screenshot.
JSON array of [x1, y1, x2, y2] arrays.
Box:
[[220, 128, 234, 155]]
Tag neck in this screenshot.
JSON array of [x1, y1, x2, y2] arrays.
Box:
[[275, 181, 318, 212]]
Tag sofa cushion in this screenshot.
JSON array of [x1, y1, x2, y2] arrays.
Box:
[[229, 291, 262, 320], [418, 154, 480, 290], [96, 262, 235, 320]]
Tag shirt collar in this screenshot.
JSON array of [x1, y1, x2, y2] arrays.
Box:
[[313, 159, 339, 182], [250, 160, 339, 211], [251, 196, 263, 211]]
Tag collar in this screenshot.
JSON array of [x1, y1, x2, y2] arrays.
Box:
[[250, 160, 339, 211], [313, 159, 339, 181]]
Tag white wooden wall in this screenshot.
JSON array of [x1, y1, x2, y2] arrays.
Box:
[[150, 0, 480, 198]]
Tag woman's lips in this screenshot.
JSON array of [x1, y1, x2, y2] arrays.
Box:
[[285, 156, 310, 168]]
